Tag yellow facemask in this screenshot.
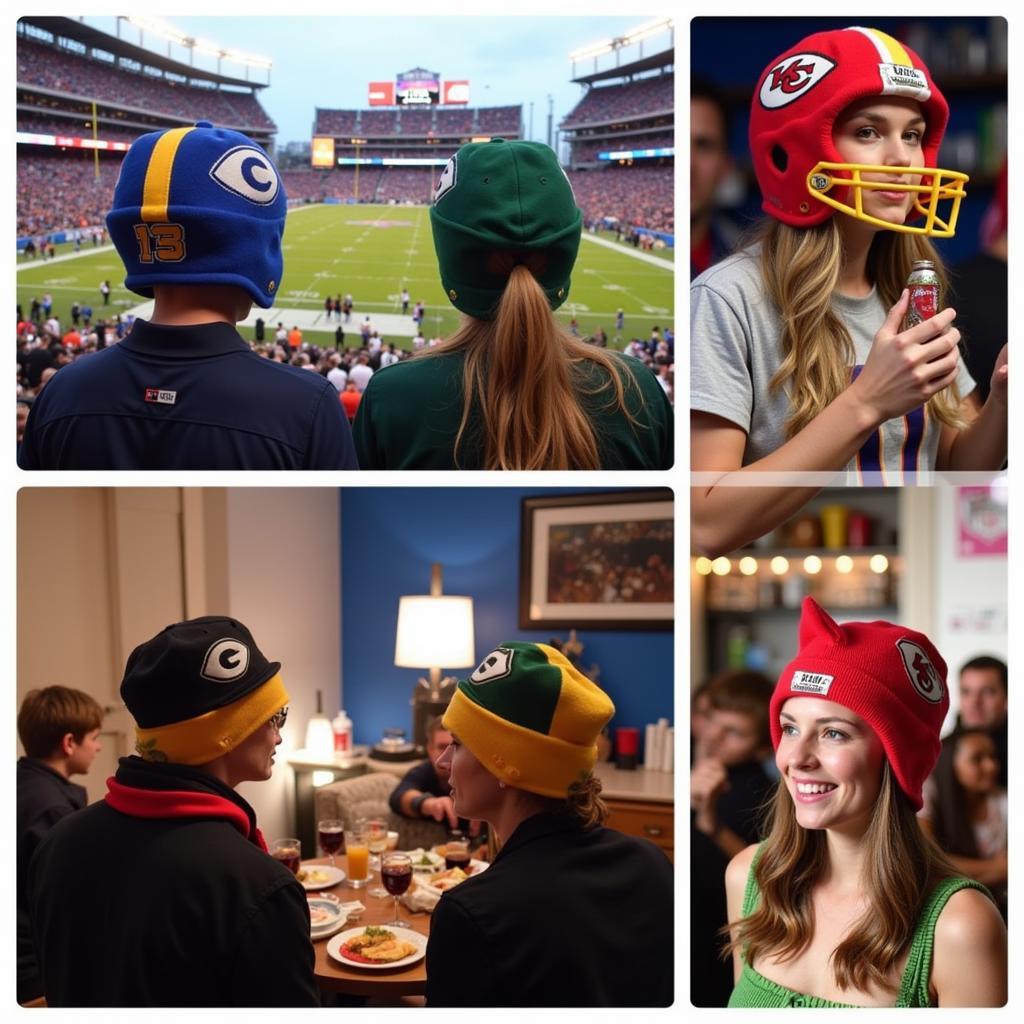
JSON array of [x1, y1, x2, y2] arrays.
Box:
[[806, 161, 969, 237]]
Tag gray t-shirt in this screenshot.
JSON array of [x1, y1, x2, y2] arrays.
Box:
[[691, 248, 975, 481]]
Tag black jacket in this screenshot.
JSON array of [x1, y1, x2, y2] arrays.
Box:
[[17, 758, 87, 1002], [29, 757, 319, 1006], [425, 811, 673, 1006]]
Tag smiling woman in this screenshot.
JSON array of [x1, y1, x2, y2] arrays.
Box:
[[722, 598, 1007, 1007]]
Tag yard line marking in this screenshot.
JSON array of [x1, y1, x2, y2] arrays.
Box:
[[580, 232, 674, 270]]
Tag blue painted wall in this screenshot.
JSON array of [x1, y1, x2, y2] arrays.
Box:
[[340, 487, 675, 755]]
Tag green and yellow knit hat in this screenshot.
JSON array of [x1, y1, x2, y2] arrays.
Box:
[[120, 616, 289, 765], [442, 642, 614, 799]]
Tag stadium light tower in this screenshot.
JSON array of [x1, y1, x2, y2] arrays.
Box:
[[568, 17, 673, 76]]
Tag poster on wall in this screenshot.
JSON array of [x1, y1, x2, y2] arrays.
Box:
[[957, 486, 1008, 557], [519, 490, 673, 630]]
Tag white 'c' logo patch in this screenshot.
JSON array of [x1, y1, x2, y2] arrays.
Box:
[[433, 156, 457, 204], [470, 647, 514, 684], [209, 147, 280, 205], [201, 638, 251, 682]]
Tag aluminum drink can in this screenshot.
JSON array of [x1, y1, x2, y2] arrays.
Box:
[[904, 260, 941, 330]]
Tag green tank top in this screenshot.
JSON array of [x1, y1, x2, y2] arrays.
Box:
[[728, 850, 991, 1008]]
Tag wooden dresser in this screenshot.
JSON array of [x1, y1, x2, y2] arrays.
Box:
[[593, 761, 675, 862]]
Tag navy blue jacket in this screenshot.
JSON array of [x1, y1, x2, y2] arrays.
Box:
[[18, 320, 358, 470]]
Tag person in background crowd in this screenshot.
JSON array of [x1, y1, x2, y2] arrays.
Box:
[[725, 598, 1006, 1007], [339, 379, 361, 422], [426, 642, 673, 1006], [920, 729, 1007, 918], [954, 655, 1007, 786], [389, 716, 482, 838], [19, 122, 356, 470], [691, 76, 739, 280], [952, 159, 1007, 404], [17, 686, 104, 1005], [355, 139, 673, 470], [691, 669, 776, 859], [28, 617, 319, 1006]]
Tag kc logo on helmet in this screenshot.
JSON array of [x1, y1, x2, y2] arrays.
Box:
[[896, 639, 944, 703], [470, 647, 514, 684], [201, 638, 250, 682], [210, 147, 280, 205], [760, 54, 837, 109]]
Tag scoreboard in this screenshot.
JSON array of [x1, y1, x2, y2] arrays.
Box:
[[368, 68, 469, 106]]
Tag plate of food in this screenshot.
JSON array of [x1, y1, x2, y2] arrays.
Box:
[[297, 864, 346, 890], [415, 860, 489, 896], [408, 848, 445, 874], [327, 926, 426, 970], [307, 896, 347, 938]]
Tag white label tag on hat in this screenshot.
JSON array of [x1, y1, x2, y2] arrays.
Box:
[[790, 670, 834, 695], [878, 63, 931, 100]]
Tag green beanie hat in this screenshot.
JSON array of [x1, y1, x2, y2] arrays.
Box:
[[429, 138, 583, 320], [442, 641, 614, 799]]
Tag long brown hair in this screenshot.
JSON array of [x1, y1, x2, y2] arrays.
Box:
[[725, 762, 957, 994], [422, 253, 640, 469], [757, 219, 964, 440]]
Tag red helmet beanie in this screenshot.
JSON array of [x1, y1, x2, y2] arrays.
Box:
[[749, 26, 949, 228], [770, 598, 948, 810]]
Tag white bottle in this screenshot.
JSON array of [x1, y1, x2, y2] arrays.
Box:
[[332, 710, 352, 754]]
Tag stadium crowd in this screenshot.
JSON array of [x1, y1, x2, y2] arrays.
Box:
[[568, 165, 674, 234], [18, 37, 274, 131], [563, 74, 674, 126], [17, 153, 121, 238]]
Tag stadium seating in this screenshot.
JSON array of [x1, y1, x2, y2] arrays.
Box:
[[562, 74, 673, 126], [567, 166, 674, 234]]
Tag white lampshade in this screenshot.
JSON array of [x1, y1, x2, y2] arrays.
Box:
[[394, 595, 475, 669], [304, 714, 336, 759]]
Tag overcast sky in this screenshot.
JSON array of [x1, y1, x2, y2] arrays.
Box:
[[79, 14, 674, 146]]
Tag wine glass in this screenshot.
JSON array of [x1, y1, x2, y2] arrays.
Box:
[[318, 818, 344, 869], [270, 838, 301, 875], [381, 852, 412, 927], [366, 817, 389, 898]]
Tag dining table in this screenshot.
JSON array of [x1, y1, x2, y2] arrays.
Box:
[[305, 855, 435, 998]]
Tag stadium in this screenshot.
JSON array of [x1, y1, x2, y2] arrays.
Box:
[[16, 16, 674, 407]]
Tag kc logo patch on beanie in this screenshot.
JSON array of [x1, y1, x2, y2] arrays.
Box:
[[107, 122, 287, 307], [442, 642, 614, 799], [120, 616, 289, 766], [429, 138, 582, 320], [770, 598, 948, 810]]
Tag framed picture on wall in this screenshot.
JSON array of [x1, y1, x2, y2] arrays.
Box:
[[519, 490, 673, 630]]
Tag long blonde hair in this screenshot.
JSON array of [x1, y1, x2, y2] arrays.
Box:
[[422, 253, 639, 469], [758, 219, 964, 439], [724, 763, 957, 994]]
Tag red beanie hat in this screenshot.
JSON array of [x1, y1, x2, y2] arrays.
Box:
[[770, 598, 948, 811]]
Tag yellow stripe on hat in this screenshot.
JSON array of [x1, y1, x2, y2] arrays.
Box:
[[134, 672, 289, 765], [847, 26, 913, 67], [140, 126, 195, 222]]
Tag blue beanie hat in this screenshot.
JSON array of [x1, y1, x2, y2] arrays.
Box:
[[106, 121, 287, 307]]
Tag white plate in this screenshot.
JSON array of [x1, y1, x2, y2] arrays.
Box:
[[327, 927, 426, 970], [408, 849, 445, 873], [299, 864, 347, 890], [308, 897, 347, 939], [415, 859, 489, 897]]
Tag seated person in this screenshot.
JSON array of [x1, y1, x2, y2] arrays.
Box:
[[919, 728, 1007, 917], [389, 716, 483, 841], [690, 669, 776, 858], [17, 686, 104, 1004]]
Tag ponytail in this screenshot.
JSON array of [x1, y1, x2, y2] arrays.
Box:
[[425, 255, 638, 469]]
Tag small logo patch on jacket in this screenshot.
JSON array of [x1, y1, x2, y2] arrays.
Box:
[[144, 388, 177, 405]]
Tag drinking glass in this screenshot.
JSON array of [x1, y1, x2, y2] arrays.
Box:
[[345, 822, 370, 889], [270, 838, 301, 875], [318, 818, 345, 869], [366, 817, 389, 898], [444, 833, 471, 872], [381, 852, 412, 928]]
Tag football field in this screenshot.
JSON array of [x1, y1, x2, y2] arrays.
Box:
[[17, 203, 674, 350]]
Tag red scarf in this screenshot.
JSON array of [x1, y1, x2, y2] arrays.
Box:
[[105, 776, 268, 851]]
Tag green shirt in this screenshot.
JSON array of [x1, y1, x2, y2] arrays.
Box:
[[352, 351, 673, 469], [728, 851, 991, 1007]]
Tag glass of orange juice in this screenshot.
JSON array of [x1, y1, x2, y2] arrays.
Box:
[[345, 821, 370, 889]]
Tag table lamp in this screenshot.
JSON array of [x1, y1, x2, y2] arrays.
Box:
[[394, 563, 475, 751]]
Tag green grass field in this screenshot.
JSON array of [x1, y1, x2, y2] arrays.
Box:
[[17, 203, 674, 350]]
